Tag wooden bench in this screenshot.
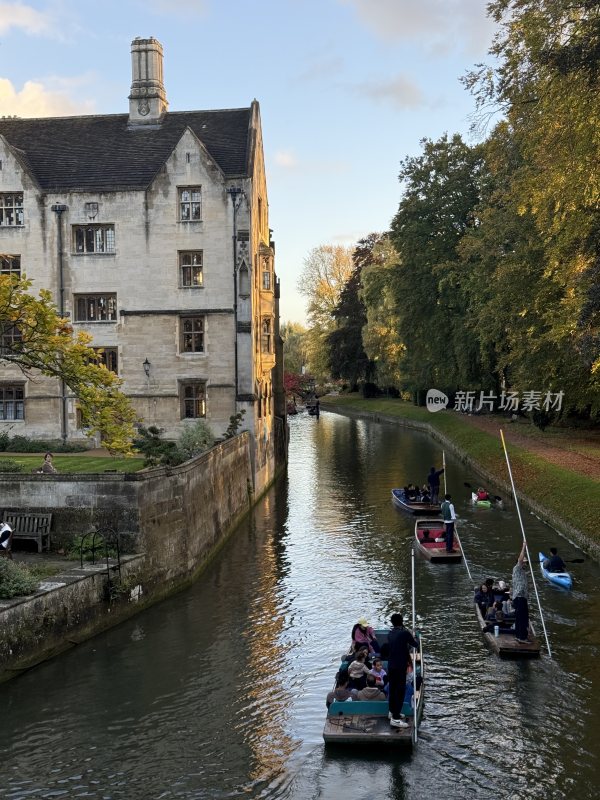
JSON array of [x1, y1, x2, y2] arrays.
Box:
[[2, 511, 52, 552]]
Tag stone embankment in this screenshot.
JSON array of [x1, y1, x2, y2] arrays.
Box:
[[0, 431, 278, 683]]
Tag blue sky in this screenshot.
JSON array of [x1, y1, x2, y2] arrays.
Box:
[[0, 0, 496, 322]]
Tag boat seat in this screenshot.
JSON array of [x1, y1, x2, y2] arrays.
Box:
[[328, 699, 414, 718]]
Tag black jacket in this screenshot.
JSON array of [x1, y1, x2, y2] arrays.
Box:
[[387, 626, 418, 670]]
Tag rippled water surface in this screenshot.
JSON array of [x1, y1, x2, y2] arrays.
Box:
[[1, 411, 599, 799]]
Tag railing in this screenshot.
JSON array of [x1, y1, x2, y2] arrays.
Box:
[[78, 526, 122, 601]]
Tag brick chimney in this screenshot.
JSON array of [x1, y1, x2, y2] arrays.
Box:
[[128, 37, 168, 125]]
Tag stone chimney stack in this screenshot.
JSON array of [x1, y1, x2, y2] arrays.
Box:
[[128, 37, 168, 125]]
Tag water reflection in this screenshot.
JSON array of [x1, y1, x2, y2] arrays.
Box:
[[0, 411, 599, 799]]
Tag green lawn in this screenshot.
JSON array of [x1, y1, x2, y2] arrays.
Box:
[[0, 454, 145, 474], [321, 395, 600, 544]]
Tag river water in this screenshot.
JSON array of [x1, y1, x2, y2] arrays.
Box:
[[1, 411, 599, 800]]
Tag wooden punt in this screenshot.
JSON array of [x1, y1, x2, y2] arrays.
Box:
[[475, 604, 540, 658], [391, 488, 441, 516], [414, 518, 462, 563], [322, 630, 425, 747]]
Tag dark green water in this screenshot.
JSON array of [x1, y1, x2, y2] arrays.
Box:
[[1, 411, 599, 799]]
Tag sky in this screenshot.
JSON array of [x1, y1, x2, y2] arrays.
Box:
[[0, 0, 497, 323]]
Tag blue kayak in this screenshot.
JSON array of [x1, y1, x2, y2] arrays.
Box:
[[539, 552, 572, 590]]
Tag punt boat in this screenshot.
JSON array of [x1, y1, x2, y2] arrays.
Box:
[[475, 604, 540, 658], [539, 552, 572, 590], [323, 629, 424, 747], [391, 488, 441, 516], [414, 518, 462, 563]]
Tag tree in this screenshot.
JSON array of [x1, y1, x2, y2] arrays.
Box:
[[464, 0, 600, 412], [0, 274, 137, 454], [297, 245, 354, 378], [389, 134, 485, 395], [326, 235, 381, 388], [280, 321, 308, 375]]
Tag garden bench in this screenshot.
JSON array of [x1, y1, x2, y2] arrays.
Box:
[[2, 511, 52, 552]]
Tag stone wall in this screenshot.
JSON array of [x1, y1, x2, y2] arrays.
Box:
[[0, 433, 256, 681]]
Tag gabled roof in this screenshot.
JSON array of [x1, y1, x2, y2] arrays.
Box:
[[0, 108, 252, 191]]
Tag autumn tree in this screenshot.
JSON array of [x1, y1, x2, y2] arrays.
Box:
[[0, 274, 137, 453], [297, 245, 354, 379], [280, 321, 308, 375]]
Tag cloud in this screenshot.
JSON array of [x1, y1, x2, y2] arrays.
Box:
[[355, 74, 425, 109], [269, 150, 349, 176], [0, 2, 56, 36], [0, 77, 95, 117], [148, 0, 208, 16], [274, 150, 298, 168], [339, 0, 495, 55]]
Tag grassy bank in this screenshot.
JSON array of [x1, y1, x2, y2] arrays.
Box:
[[321, 395, 600, 545], [0, 455, 145, 474]]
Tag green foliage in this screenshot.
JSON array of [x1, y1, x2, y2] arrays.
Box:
[[0, 459, 24, 473], [68, 533, 118, 562], [224, 409, 246, 439], [178, 419, 215, 457], [0, 275, 138, 453], [0, 433, 87, 453], [0, 559, 39, 599], [281, 322, 309, 374], [133, 426, 186, 467]]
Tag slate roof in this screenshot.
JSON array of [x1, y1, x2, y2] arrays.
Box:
[[0, 108, 252, 191]]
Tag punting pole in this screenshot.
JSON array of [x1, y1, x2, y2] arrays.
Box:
[[411, 546, 418, 745], [499, 429, 552, 659], [456, 525, 474, 583], [442, 450, 447, 495], [443, 450, 474, 583]]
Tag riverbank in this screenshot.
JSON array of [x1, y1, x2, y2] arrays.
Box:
[[320, 395, 600, 558]]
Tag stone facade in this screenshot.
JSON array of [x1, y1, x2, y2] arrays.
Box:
[[0, 37, 282, 492]]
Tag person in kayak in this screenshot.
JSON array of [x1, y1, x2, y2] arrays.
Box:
[[476, 487, 489, 501], [426, 466, 445, 504], [543, 547, 566, 573]]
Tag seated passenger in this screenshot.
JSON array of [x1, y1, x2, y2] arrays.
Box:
[[476, 487, 489, 501], [369, 658, 387, 688], [474, 583, 492, 614], [347, 651, 371, 690], [493, 579, 509, 603], [326, 674, 358, 708], [483, 602, 511, 632], [502, 598, 515, 618], [420, 485, 431, 503], [357, 675, 387, 701], [352, 618, 380, 654], [420, 528, 432, 543], [543, 547, 567, 573], [406, 484, 419, 501]]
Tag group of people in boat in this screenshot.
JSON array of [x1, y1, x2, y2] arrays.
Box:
[[326, 614, 421, 729], [403, 465, 446, 505], [474, 578, 516, 633]]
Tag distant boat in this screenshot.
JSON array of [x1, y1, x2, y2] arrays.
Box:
[[323, 628, 424, 747], [475, 604, 540, 658], [539, 552, 572, 590], [391, 488, 440, 516], [471, 492, 493, 508], [414, 518, 462, 563]]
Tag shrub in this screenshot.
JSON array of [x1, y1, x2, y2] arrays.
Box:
[[0, 459, 25, 473], [178, 419, 215, 458], [224, 409, 246, 439], [68, 533, 118, 562], [0, 559, 39, 599], [133, 425, 186, 467], [3, 435, 88, 453]]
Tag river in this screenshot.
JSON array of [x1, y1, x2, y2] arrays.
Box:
[[1, 411, 599, 799]]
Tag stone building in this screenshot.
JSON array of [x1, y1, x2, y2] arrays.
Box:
[[0, 37, 283, 489]]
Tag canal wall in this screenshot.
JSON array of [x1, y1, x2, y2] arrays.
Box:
[[0, 433, 262, 682], [323, 403, 600, 561]]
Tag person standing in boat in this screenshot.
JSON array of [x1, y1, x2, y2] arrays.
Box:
[[387, 613, 418, 729], [543, 547, 566, 573], [512, 542, 530, 643], [426, 466, 445, 505], [440, 494, 457, 553]]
